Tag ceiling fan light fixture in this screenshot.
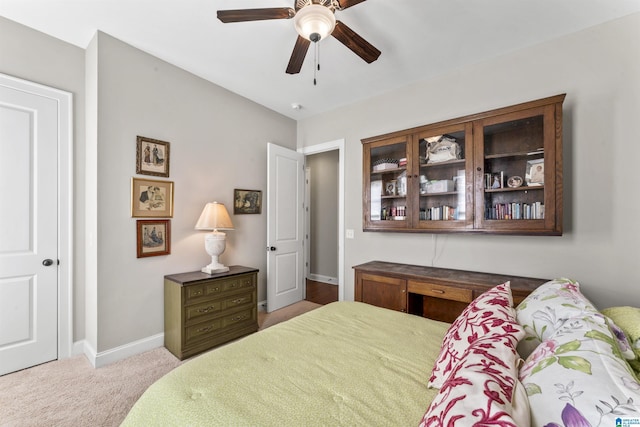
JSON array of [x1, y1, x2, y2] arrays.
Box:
[[294, 4, 336, 42]]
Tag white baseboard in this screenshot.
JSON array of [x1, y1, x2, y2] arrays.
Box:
[[75, 333, 165, 368], [308, 274, 338, 285]]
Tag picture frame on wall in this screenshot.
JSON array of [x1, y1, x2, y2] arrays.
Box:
[[136, 136, 170, 177], [131, 177, 174, 217], [234, 189, 262, 214], [136, 219, 171, 258]]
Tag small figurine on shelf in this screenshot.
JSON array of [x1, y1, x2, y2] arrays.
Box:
[[491, 172, 504, 189]]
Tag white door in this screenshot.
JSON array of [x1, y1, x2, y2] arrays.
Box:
[[0, 77, 59, 376], [266, 143, 305, 312]]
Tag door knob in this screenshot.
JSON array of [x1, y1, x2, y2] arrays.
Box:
[[42, 259, 54, 266], [266, 246, 277, 251]]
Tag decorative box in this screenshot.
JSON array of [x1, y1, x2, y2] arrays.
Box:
[[426, 180, 455, 194]]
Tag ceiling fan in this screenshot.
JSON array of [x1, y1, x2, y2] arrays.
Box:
[[217, 0, 381, 75]]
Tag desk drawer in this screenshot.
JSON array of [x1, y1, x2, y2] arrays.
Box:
[[408, 280, 473, 303]]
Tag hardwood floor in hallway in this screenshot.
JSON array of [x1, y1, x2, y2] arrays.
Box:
[[305, 279, 338, 305]]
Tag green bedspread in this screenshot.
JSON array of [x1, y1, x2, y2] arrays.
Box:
[[122, 301, 450, 426]]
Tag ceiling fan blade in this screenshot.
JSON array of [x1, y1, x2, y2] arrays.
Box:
[[217, 8, 295, 23], [336, 0, 367, 10], [286, 36, 311, 74], [331, 20, 381, 64]]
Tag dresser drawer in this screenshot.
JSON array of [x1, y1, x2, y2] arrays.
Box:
[[185, 290, 255, 324], [185, 274, 255, 303], [185, 307, 255, 345], [407, 280, 473, 303]]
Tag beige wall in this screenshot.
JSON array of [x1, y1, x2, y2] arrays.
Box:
[[89, 32, 296, 352], [297, 13, 640, 310], [307, 150, 339, 279]]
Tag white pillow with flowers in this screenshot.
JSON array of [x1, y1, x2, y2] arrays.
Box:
[[519, 314, 640, 427], [515, 278, 599, 358]]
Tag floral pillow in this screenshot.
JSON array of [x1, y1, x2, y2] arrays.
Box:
[[515, 278, 598, 358], [420, 333, 530, 427], [519, 315, 640, 427], [605, 316, 637, 361], [428, 282, 524, 389], [602, 306, 640, 375]]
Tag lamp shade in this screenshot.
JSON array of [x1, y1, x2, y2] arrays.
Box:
[[293, 4, 336, 42], [195, 202, 234, 231]]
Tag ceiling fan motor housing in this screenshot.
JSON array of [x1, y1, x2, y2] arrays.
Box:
[[294, 3, 336, 41]]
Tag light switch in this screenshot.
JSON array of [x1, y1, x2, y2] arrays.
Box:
[[346, 229, 354, 239]]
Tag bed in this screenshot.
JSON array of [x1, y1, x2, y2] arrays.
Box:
[[123, 279, 640, 427]]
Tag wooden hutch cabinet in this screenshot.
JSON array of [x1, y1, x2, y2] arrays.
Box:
[[354, 261, 548, 323], [362, 94, 565, 235]]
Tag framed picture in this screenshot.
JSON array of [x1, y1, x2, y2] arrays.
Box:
[[525, 158, 545, 186], [131, 177, 174, 217], [507, 175, 523, 188], [136, 136, 170, 177], [234, 189, 262, 214], [385, 180, 397, 196], [137, 220, 171, 258]]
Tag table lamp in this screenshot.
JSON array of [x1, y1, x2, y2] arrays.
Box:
[[195, 201, 234, 274]]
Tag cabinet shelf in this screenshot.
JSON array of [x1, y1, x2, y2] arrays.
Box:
[[362, 94, 565, 235], [419, 159, 466, 168], [420, 191, 459, 197], [485, 185, 543, 193], [485, 149, 544, 160]]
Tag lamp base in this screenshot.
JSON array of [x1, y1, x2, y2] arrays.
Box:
[[201, 265, 229, 275]]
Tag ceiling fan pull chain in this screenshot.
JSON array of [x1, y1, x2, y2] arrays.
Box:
[[313, 42, 318, 85]]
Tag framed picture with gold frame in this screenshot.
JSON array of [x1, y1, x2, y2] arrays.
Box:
[[131, 177, 174, 217], [136, 219, 171, 258]]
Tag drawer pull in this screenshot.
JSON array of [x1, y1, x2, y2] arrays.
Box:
[[231, 315, 247, 322], [431, 289, 445, 294], [197, 326, 214, 333], [198, 306, 216, 313], [231, 298, 246, 304]]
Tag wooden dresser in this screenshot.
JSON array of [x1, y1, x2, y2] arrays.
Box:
[[164, 266, 258, 360], [353, 261, 548, 323]]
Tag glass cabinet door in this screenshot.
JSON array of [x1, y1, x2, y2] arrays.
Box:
[[475, 104, 559, 234], [365, 136, 409, 229], [414, 123, 473, 230]]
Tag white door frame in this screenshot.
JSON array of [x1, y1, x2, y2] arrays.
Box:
[[299, 139, 345, 302], [0, 73, 74, 360]]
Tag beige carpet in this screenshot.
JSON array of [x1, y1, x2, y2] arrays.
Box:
[[0, 300, 320, 427]]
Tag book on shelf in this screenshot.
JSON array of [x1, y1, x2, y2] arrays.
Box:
[[420, 205, 457, 221], [486, 202, 544, 220]]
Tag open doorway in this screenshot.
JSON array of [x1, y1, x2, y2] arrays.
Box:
[[300, 139, 345, 303], [305, 150, 339, 304]]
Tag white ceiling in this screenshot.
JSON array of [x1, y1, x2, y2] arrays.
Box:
[[2, 0, 639, 119]]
